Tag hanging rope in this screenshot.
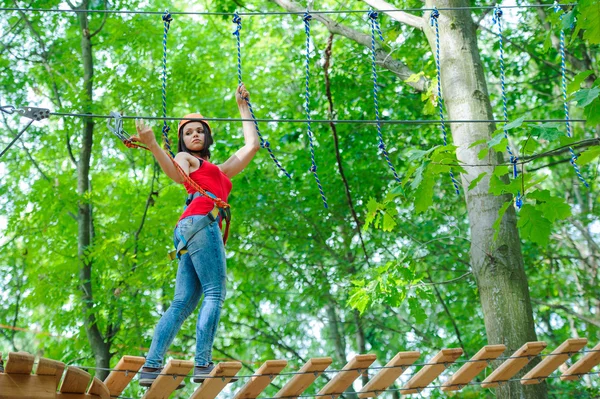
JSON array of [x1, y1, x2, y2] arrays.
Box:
[[493, 6, 522, 209], [160, 10, 175, 157], [555, 3, 589, 188], [303, 11, 328, 209], [367, 10, 401, 184], [0, 105, 50, 158], [232, 13, 291, 178], [430, 8, 460, 196]]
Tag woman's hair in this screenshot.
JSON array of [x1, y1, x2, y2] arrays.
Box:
[[177, 121, 213, 159]]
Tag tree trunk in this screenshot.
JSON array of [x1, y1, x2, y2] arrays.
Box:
[[423, 1, 546, 398], [76, 3, 111, 381]]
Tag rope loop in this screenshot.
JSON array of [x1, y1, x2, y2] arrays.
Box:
[[430, 7, 439, 25], [162, 10, 173, 24], [493, 4, 503, 22], [233, 12, 242, 35], [367, 9, 401, 183], [303, 11, 329, 208]]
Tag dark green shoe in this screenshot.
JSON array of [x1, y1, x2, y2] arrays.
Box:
[[139, 366, 185, 389]]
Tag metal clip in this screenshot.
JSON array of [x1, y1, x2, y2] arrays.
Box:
[[17, 106, 50, 121], [107, 111, 129, 141], [125, 370, 129, 377], [172, 374, 177, 380], [269, 374, 274, 381], [0, 105, 16, 115], [222, 377, 226, 382]]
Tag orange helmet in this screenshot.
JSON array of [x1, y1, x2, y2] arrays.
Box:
[[178, 113, 212, 136]]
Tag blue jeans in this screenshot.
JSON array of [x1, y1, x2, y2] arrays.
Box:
[[144, 215, 227, 367]]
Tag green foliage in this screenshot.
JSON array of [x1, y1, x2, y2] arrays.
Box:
[[575, 0, 600, 44]]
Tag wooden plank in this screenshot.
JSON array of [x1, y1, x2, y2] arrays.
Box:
[[60, 366, 92, 394], [233, 360, 288, 399], [104, 355, 145, 397], [141, 359, 193, 399], [317, 354, 377, 399], [521, 338, 587, 385], [401, 349, 463, 394], [0, 374, 57, 399], [561, 342, 600, 381], [5, 352, 35, 374], [275, 357, 333, 399], [56, 394, 101, 399], [87, 376, 111, 399], [36, 357, 66, 389], [189, 361, 243, 399], [358, 352, 420, 398], [442, 345, 506, 392], [481, 341, 547, 388]]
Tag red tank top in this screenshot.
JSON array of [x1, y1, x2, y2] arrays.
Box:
[[179, 160, 233, 222]]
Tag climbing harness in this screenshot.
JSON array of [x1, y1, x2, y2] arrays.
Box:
[[0, 105, 50, 158], [367, 10, 401, 183], [303, 11, 328, 209], [493, 6, 522, 209], [554, 3, 589, 188], [232, 12, 291, 178], [430, 8, 460, 196]]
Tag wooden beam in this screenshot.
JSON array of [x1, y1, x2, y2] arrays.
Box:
[[36, 357, 66, 389], [358, 352, 420, 398], [561, 342, 600, 381], [104, 355, 145, 397], [189, 361, 243, 399], [141, 359, 193, 399], [60, 366, 92, 394], [5, 352, 35, 374], [275, 357, 333, 398], [521, 338, 587, 385], [87, 376, 111, 399], [233, 360, 288, 399], [481, 341, 547, 388], [317, 354, 377, 399], [401, 349, 463, 394], [0, 374, 56, 399], [442, 345, 506, 391], [56, 394, 102, 399]]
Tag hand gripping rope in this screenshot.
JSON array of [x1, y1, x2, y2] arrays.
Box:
[[0, 105, 50, 158], [493, 6, 522, 209], [303, 11, 329, 209], [367, 10, 401, 184], [554, 3, 589, 188], [430, 8, 460, 196], [232, 13, 291, 179]]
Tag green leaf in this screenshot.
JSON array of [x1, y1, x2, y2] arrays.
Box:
[[504, 116, 527, 131], [408, 296, 427, 324], [517, 204, 553, 247], [562, 10, 575, 30], [542, 31, 553, 53], [478, 147, 489, 160], [530, 123, 564, 141], [469, 139, 487, 149], [577, 0, 600, 44], [487, 132, 506, 149], [383, 211, 397, 232], [567, 70, 594, 95], [468, 172, 487, 191], [585, 98, 600, 125], [572, 87, 600, 107], [521, 138, 538, 156], [528, 190, 572, 222], [413, 176, 435, 214], [405, 71, 425, 83], [577, 146, 600, 165]]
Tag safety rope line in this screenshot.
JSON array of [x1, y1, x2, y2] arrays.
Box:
[[232, 12, 291, 178], [303, 11, 328, 209], [0, 119, 33, 158], [0, 4, 581, 16], [430, 8, 460, 196], [493, 6, 522, 209], [160, 10, 175, 157], [368, 10, 401, 184], [51, 347, 600, 381], [33, 111, 589, 125], [554, 3, 589, 188]]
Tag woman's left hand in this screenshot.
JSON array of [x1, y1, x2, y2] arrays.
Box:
[[236, 83, 249, 108]]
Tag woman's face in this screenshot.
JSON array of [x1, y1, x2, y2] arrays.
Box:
[[181, 122, 207, 152]]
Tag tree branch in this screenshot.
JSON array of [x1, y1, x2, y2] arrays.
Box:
[[361, 0, 424, 30], [270, 0, 427, 91], [90, 0, 108, 38], [532, 299, 600, 328]]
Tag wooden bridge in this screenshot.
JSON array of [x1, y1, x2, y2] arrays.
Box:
[[1, 339, 598, 398]]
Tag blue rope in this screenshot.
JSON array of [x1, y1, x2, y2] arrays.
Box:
[[161, 10, 174, 157], [554, 4, 589, 188], [232, 13, 291, 178], [430, 8, 460, 196], [493, 6, 522, 209], [367, 10, 401, 184], [303, 12, 328, 209]]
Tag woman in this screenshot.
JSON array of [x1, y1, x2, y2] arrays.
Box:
[[133, 83, 259, 387]]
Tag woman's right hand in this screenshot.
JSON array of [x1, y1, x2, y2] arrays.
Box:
[[132, 119, 159, 149]]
